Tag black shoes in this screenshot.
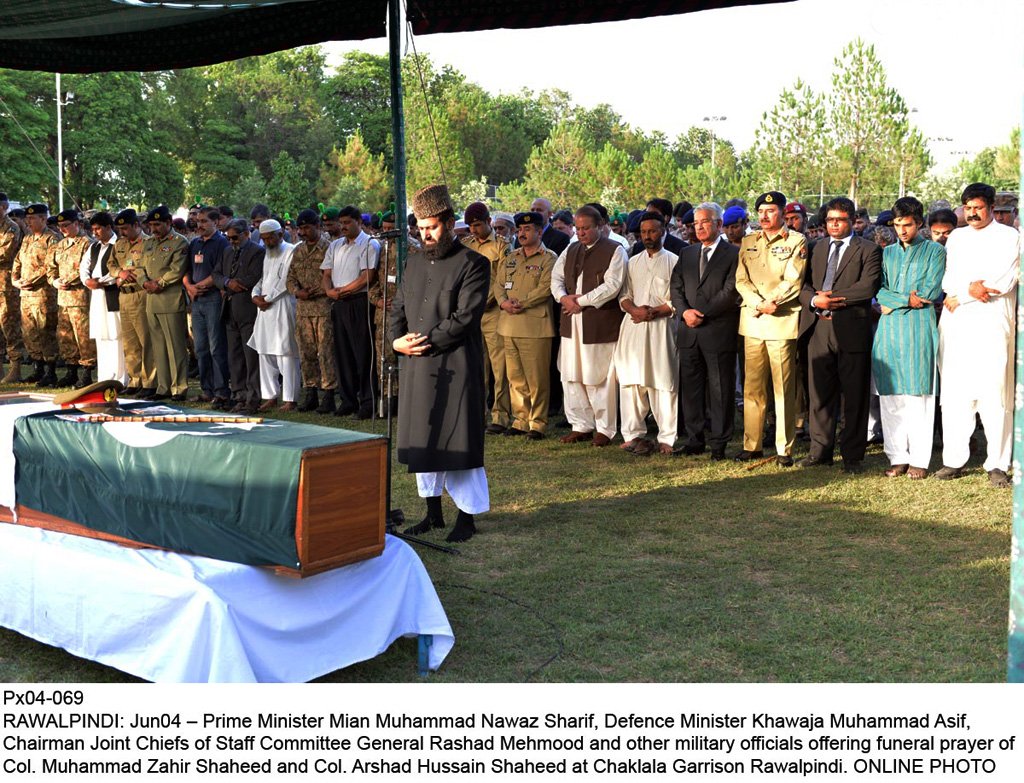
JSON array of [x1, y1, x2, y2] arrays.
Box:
[[733, 450, 764, 462], [798, 456, 834, 468]]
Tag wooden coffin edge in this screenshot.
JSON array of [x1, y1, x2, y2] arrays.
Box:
[[0, 435, 388, 578]]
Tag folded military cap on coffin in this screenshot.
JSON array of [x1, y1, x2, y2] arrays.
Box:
[[53, 379, 125, 410]]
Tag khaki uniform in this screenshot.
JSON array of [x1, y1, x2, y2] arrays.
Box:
[[0, 216, 24, 359], [13, 232, 58, 362], [462, 230, 511, 426], [368, 238, 400, 398], [734, 227, 807, 455], [48, 235, 96, 367], [108, 233, 155, 389], [140, 231, 189, 395], [495, 245, 556, 433], [286, 237, 337, 390]]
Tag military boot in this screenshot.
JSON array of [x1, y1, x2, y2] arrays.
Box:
[[24, 361, 44, 384], [1, 359, 22, 384], [315, 389, 336, 415], [37, 362, 58, 387], [55, 363, 78, 388], [297, 387, 318, 412], [74, 366, 93, 389]]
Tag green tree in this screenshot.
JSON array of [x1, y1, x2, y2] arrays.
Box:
[[321, 52, 392, 162], [750, 79, 829, 200], [625, 146, 682, 207], [265, 151, 310, 215], [318, 132, 392, 211], [0, 69, 54, 202], [516, 124, 594, 210]]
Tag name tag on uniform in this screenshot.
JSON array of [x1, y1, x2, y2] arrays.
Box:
[[194, 253, 204, 265], [387, 274, 397, 284], [504, 282, 514, 289]]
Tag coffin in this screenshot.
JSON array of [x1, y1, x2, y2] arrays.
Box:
[[0, 405, 386, 577]]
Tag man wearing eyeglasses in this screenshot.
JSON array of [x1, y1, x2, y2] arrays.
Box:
[[797, 197, 882, 473]]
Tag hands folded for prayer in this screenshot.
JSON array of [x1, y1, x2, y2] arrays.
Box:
[[682, 308, 704, 328], [393, 332, 431, 356], [501, 298, 524, 315], [967, 279, 1002, 303], [811, 291, 845, 311]]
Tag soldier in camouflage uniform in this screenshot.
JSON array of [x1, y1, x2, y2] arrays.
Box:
[[286, 208, 337, 413], [107, 209, 155, 397], [48, 209, 97, 388], [0, 193, 24, 382], [12, 204, 59, 385], [369, 211, 401, 414]]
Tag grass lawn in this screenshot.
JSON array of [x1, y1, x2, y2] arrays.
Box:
[[0, 377, 1011, 683]]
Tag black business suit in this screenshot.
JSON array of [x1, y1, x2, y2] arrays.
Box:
[[214, 239, 265, 405], [797, 234, 882, 462], [670, 236, 741, 451]]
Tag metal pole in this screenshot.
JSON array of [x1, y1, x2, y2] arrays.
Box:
[[388, 0, 407, 282], [55, 73, 63, 212]]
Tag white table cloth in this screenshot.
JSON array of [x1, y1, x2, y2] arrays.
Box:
[[0, 524, 453, 682]]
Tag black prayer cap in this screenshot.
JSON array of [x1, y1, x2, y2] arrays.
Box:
[[755, 191, 787, 210]]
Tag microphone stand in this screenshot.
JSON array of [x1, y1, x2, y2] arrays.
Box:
[[376, 233, 458, 555]]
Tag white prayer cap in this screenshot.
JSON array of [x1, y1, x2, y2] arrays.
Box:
[[258, 218, 282, 234]]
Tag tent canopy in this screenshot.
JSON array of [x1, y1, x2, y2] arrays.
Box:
[[1, 0, 780, 73]]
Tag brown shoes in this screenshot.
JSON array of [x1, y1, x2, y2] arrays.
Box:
[[884, 464, 909, 477], [559, 431, 593, 444], [592, 433, 611, 447], [279, 401, 296, 412]]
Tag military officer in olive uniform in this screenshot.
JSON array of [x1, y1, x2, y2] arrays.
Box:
[[495, 212, 557, 439], [286, 208, 337, 414], [369, 210, 401, 415], [12, 204, 59, 385], [48, 209, 96, 388], [108, 209, 155, 396], [733, 191, 808, 466], [140, 205, 189, 400], [0, 193, 24, 382]]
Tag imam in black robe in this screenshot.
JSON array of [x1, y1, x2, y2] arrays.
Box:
[[388, 240, 489, 472]]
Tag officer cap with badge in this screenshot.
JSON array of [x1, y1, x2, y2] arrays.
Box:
[[115, 208, 139, 226], [755, 191, 787, 211], [145, 205, 172, 223], [514, 211, 545, 227], [56, 208, 80, 224], [25, 203, 49, 217]]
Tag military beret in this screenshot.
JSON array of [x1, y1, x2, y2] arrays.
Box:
[[514, 211, 545, 227], [145, 205, 172, 223], [46, 216, 58, 226], [8, 209, 25, 218], [680, 209, 695, 224], [874, 210, 895, 227], [25, 203, 49, 216], [464, 201, 490, 224], [189, 202, 203, 210], [322, 207, 341, 220], [722, 206, 748, 226], [380, 211, 396, 223], [296, 208, 320, 226], [784, 202, 807, 216], [56, 208, 80, 224], [0, 192, 8, 202], [755, 191, 786, 211], [115, 208, 138, 226]]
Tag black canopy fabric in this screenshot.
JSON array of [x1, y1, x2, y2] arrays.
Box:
[[0, 0, 781, 73]]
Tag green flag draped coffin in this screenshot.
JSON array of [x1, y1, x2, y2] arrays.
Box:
[[11, 409, 386, 575]]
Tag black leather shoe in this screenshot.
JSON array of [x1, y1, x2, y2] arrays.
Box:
[[526, 430, 544, 441], [776, 455, 794, 467], [798, 456, 834, 468], [135, 388, 157, 400], [485, 423, 506, 435], [842, 460, 864, 474], [733, 450, 764, 462], [503, 427, 526, 436], [710, 448, 726, 461], [681, 443, 705, 455], [170, 393, 187, 402], [333, 405, 356, 417], [356, 405, 373, 420]]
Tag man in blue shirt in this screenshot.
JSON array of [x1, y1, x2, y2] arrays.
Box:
[[184, 206, 230, 408]]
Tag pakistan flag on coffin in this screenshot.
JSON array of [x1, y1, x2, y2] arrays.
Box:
[[12, 409, 379, 568]]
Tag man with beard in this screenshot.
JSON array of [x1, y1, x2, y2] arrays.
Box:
[[389, 184, 490, 543], [249, 220, 299, 411], [935, 183, 1020, 487], [614, 212, 679, 455]]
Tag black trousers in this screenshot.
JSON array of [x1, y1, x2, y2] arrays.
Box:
[[225, 310, 259, 404], [331, 294, 377, 409], [806, 318, 871, 462], [679, 345, 737, 450]]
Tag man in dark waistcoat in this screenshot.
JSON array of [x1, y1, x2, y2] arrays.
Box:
[[389, 184, 491, 543]]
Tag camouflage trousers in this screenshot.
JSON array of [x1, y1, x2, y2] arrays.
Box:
[[0, 269, 23, 358], [57, 305, 97, 367], [19, 290, 57, 362], [296, 313, 338, 390], [374, 303, 399, 397]]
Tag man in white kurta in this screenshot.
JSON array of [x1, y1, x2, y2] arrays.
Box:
[[614, 213, 678, 453], [936, 183, 1020, 487], [247, 220, 300, 411], [81, 213, 126, 384], [551, 207, 626, 445]]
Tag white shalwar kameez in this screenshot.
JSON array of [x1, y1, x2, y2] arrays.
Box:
[[551, 244, 627, 438], [614, 247, 679, 447], [415, 469, 490, 515], [80, 236, 126, 384], [937, 220, 1020, 472], [248, 241, 301, 402]]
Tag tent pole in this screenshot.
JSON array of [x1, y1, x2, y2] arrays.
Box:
[[56, 73, 64, 213], [388, 0, 407, 281]]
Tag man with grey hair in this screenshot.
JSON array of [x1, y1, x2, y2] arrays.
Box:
[[671, 202, 741, 458]]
